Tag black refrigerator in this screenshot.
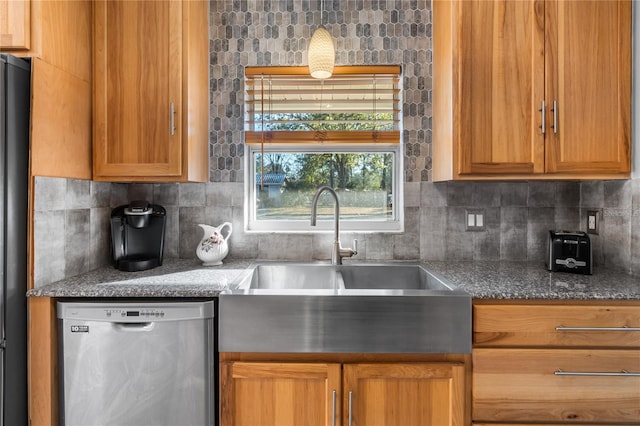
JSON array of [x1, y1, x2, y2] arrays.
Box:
[[0, 53, 29, 426]]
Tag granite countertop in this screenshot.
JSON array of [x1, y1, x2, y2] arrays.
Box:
[[27, 258, 252, 298], [424, 261, 640, 300], [28, 258, 640, 300]]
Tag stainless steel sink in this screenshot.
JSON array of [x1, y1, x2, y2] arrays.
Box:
[[220, 262, 471, 354], [339, 264, 454, 291], [241, 264, 344, 291]]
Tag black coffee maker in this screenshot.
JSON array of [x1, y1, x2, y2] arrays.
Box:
[[110, 200, 166, 272]]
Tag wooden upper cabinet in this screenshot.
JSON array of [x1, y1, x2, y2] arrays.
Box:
[[0, 0, 29, 50], [545, 0, 631, 174], [458, 0, 544, 176], [1, 1, 91, 82], [93, 0, 208, 182], [433, 0, 631, 181], [343, 363, 465, 426], [220, 362, 342, 426]]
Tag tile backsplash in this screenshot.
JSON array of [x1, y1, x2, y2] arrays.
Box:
[[33, 177, 123, 287], [209, 0, 433, 183], [33, 177, 640, 288]]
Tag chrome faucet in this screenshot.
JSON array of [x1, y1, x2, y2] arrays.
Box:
[[310, 186, 357, 265]]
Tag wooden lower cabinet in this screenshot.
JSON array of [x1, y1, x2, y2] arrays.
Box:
[[220, 362, 341, 426], [474, 304, 640, 348], [473, 348, 640, 423], [344, 363, 465, 426], [220, 360, 466, 426], [472, 301, 640, 425]]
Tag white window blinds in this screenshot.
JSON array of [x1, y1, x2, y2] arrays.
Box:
[[244, 66, 401, 145]]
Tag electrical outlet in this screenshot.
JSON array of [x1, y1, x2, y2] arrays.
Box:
[[587, 210, 599, 235]]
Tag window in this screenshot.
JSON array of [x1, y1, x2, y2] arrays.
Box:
[[244, 66, 403, 233]]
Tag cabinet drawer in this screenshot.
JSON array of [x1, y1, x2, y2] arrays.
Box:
[[473, 348, 640, 423], [474, 304, 640, 348], [474, 424, 603, 426]]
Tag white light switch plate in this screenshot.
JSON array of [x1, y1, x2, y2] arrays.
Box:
[[465, 209, 485, 231]]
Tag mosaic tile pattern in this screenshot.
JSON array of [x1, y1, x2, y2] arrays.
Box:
[[209, 0, 433, 182]]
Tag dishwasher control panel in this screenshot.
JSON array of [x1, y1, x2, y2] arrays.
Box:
[[57, 301, 215, 323], [105, 309, 166, 318]]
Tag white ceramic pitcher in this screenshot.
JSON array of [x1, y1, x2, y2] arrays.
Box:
[[195, 222, 232, 266]]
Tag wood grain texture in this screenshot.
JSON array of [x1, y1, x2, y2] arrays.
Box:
[[474, 304, 640, 348], [545, 0, 631, 175], [220, 362, 341, 426], [93, 0, 183, 179], [433, 0, 630, 181], [432, 0, 455, 182], [30, 58, 92, 179], [245, 130, 400, 145], [473, 348, 640, 423], [221, 353, 472, 426], [0, 0, 29, 49], [434, 0, 545, 180], [474, 424, 598, 426], [245, 65, 401, 76], [460, 0, 544, 175], [344, 363, 465, 426], [220, 352, 469, 364], [28, 297, 58, 426], [30, 0, 91, 81], [2, 0, 92, 80], [93, 0, 208, 182], [184, 0, 208, 182]]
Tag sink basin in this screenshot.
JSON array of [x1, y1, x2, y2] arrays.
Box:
[[340, 264, 454, 291], [241, 264, 343, 291], [220, 262, 471, 354], [233, 263, 456, 293]]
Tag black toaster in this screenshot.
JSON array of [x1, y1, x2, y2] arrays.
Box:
[[546, 230, 592, 274]]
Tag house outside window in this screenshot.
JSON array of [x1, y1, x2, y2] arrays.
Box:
[[244, 66, 403, 233]]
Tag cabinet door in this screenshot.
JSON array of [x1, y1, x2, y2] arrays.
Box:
[[93, 0, 183, 178], [473, 348, 640, 423], [343, 363, 465, 426], [220, 362, 342, 426], [0, 0, 29, 50], [458, 0, 545, 175], [545, 0, 631, 174]]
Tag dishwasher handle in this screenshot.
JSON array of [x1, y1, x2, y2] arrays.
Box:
[[112, 322, 155, 332]]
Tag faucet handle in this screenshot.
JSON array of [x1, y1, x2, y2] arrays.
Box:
[[352, 239, 358, 255]]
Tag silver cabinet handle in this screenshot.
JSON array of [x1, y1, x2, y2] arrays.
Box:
[[556, 325, 640, 332], [552, 100, 558, 134], [170, 102, 176, 136], [556, 369, 640, 377], [539, 100, 546, 134], [348, 391, 353, 426], [331, 390, 336, 426]]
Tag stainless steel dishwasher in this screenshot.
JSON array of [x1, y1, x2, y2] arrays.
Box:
[[57, 300, 215, 426]]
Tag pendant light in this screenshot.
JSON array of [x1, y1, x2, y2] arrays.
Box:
[[308, 0, 335, 79]]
